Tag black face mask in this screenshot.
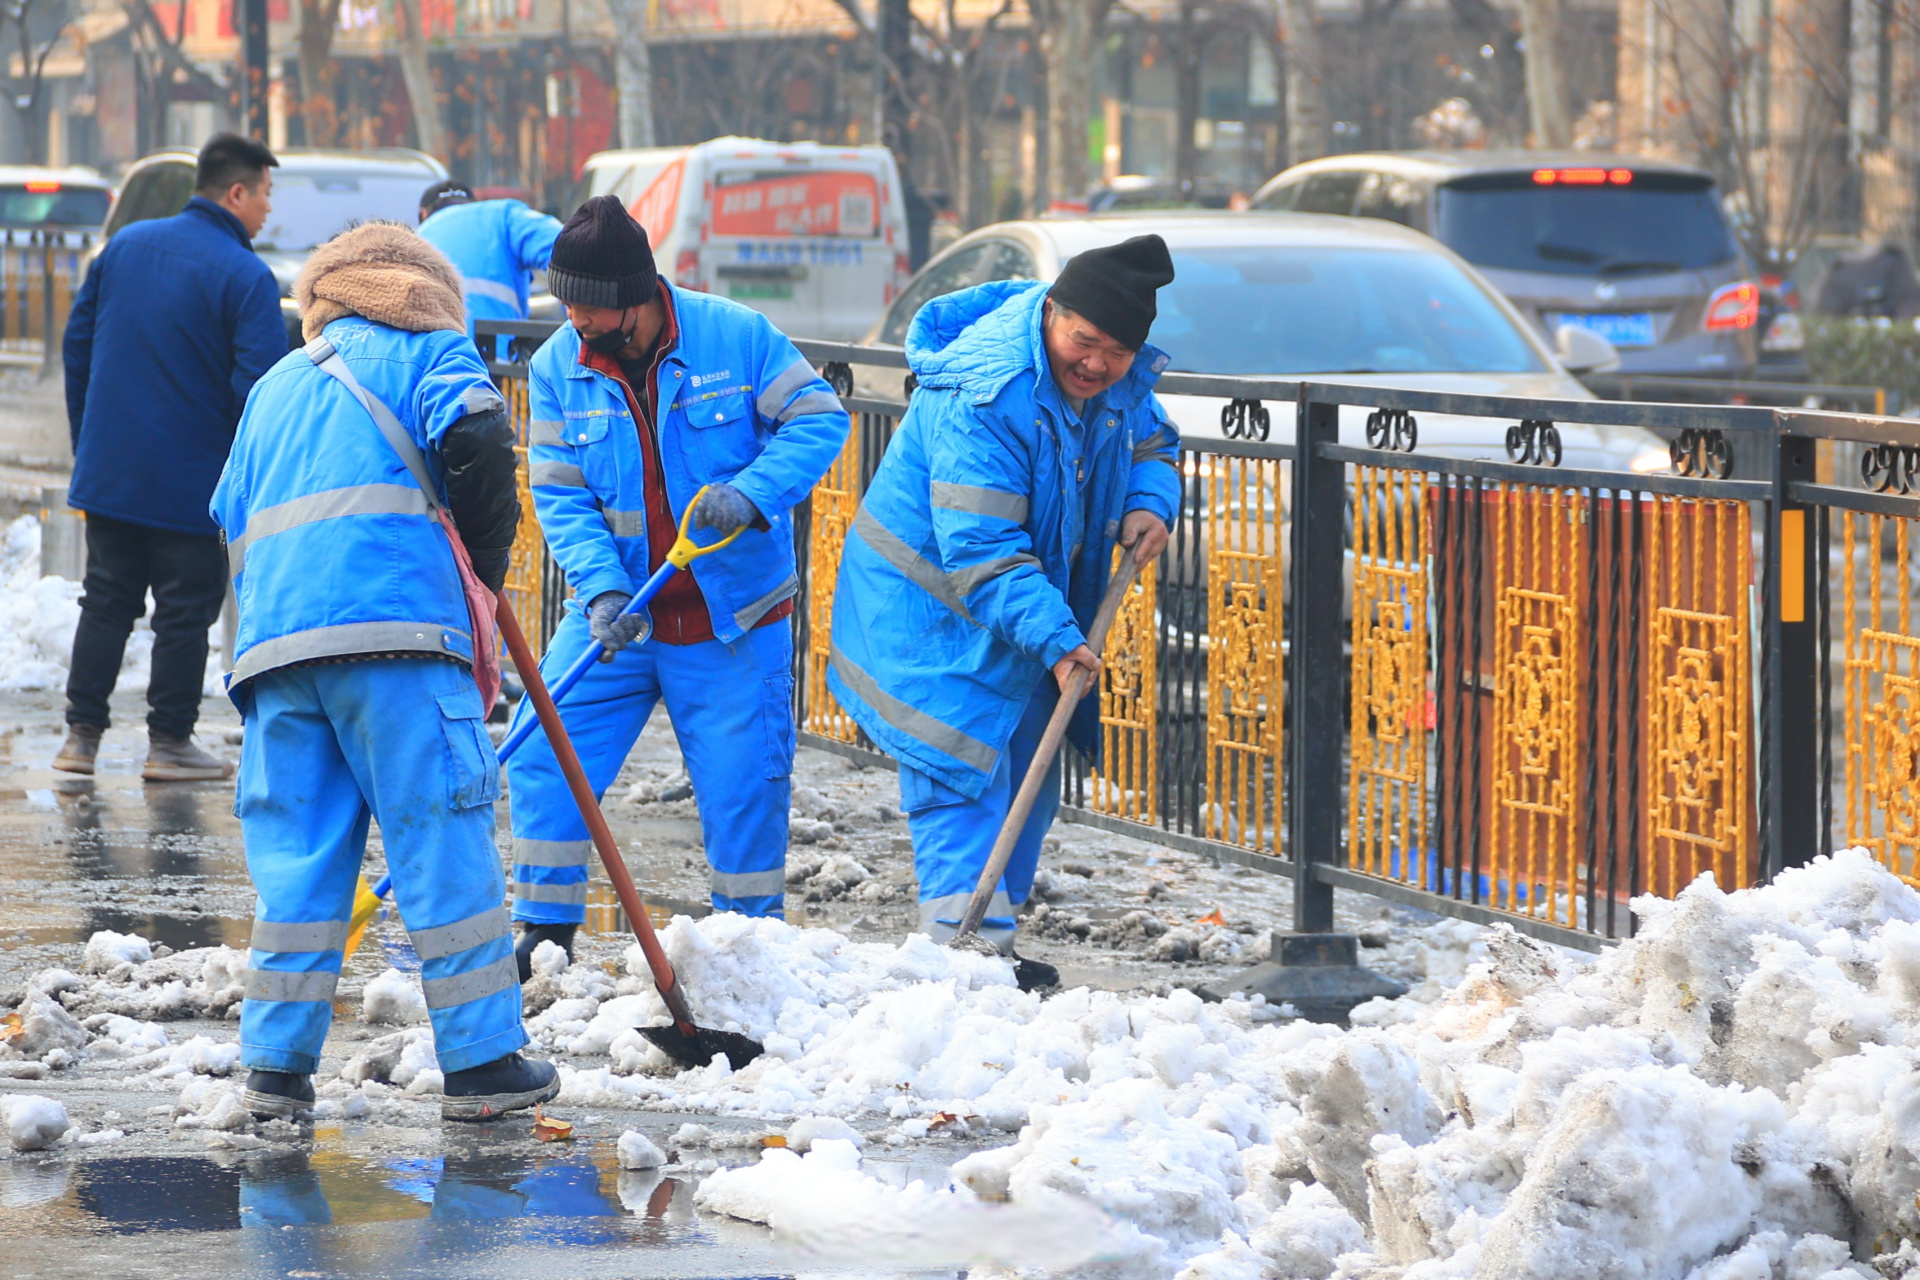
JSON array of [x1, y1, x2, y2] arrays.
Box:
[[582, 315, 635, 356]]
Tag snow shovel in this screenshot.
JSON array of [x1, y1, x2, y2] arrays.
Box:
[[344, 485, 747, 962], [495, 588, 764, 1072], [948, 545, 1143, 949]]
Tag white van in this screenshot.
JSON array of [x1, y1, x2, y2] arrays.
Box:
[[577, 137, 910, 341]]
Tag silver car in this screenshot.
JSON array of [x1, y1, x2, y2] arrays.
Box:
[[868, 211, 1668, 472], [1252, 151, 1759, 380]]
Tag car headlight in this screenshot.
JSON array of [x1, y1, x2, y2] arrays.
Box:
[[1630, 447, 1671, 474]]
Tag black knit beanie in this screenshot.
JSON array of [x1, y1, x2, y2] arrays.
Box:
[[1047, 234, 1176, 351], [547, 194, 659, 310]]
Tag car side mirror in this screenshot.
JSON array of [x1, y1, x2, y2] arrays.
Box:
[[1555, 324, 1621, 374]]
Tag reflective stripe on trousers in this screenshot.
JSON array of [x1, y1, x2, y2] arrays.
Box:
[[237, 658, 526, 1076], [505, 613, 793, 923]]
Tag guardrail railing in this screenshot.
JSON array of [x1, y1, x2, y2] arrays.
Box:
[[0, 228, 93, 374], [478, 319, 1918, 953]]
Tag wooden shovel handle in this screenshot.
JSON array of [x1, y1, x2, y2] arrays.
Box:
[[495, 593, 698, 1035]]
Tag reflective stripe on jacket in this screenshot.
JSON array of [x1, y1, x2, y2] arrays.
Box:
[[417, 199, 563, 333], [526, 285, 851, 643], [211, 317, 505, 691], [826, 280, 1180, 799]]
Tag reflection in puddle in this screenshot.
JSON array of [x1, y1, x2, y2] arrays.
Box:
[[59, 1146, 696, 1235]]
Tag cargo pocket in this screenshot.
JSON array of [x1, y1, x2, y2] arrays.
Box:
[[897, 765, 966, 816], [762, 671, 796, 780], [437, 689, 501, 809]]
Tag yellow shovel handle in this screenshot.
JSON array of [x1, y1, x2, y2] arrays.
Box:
[[664, 483, 750, 570]]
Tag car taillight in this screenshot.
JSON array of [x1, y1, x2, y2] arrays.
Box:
[[674, 249, 703, 291], [1703, 281, 1760, 332]]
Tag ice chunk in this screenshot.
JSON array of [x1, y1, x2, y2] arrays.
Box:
[[1, 1095, 70, 1150], [362, 968, 428, 1025], [616, 1129, 665, 1169], [785, 1115, 863, 1151], [83, 930, 153, 973]]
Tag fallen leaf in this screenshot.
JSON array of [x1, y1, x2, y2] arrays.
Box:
[[1, 1012, 21, 1044], [1196, 908, 1227, 927], [927, 1111, 972, 1133], [761, 1134, 788, 1148], [531, 1106, 573, 1142]]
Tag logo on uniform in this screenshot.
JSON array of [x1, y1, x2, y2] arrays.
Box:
[[690, 370, 733, 387]]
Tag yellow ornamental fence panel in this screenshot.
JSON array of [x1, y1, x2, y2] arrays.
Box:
[[1843, 510, 1920, 884], [1204, 455, 1286, 853], [1088, 552, 1157, 824], [803, 428, 861, 744], [1346, 465, 1428, 878], [498, 371, 554, 660]]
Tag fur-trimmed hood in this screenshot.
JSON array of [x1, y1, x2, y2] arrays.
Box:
[[295, 221, 466, 342]]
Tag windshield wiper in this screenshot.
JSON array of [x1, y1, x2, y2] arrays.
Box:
[[1535, 241, 1603, 264], [1596, 259, 1683, 276]]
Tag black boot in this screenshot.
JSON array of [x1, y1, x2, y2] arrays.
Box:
[[442, 1052, 560, 1122], [1011, 952, 1060, 992], [242, 1069, 315, 1120], [513, 922, 578, 983]]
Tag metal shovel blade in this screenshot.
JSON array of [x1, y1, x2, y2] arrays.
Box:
[[639, 1023, 765, 1071]]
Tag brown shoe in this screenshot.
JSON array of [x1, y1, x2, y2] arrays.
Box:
[[142, 734, 234, 782], [53, 724, 103, 775]]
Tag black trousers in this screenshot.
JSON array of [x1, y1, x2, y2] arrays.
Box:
[[66, 513, 227, 739]]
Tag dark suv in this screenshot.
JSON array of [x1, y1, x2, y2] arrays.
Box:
[[1252, 152, 1757, 379]]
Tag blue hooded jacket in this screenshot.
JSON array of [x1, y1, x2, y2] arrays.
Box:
[[826, 280, 1180, 799], [417, 199, 563, 335], [65, 196, 287, 535]]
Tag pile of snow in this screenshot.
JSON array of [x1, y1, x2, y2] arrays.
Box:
[[696, 1137, 1124, 1270], [18, 940, 248, 1022], [0, 1094, 70, 1150], [362, 968, 428, 1025], [616, 1129, 664, 1169]]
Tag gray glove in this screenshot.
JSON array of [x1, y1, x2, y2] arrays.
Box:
[[690, 483, 761, 536], [587, 591, 647, 662]]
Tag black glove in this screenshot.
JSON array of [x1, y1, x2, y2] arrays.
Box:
[[440, 404, 519, 594], [690, 483, 761, 536], [588, 591, 647, 662]]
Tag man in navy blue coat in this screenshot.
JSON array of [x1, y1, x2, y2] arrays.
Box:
[[56, 133, 288, 781]]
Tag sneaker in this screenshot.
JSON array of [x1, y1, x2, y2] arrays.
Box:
[[1012, 952, 1060, 992], [52, 723, 103, 775], [242, 1069, 315, 1120], [142, 734, 234, 782], [442, 1052, 560, 1122], [514, 922, 578, 983]]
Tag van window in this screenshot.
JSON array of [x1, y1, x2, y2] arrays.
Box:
[[1291, 171, 1366, 216], [881, 242, 991, 343], [254, 171, 437, 251], [1434, 172, 1738, 276], [106, 161, 195, 236], [711, 169, 881, 238], [0, 183, 110, 228]]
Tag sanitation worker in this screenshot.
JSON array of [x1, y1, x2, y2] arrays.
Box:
[[416, 179, 563, 338], [506, 195, 850, 978], [825, 235, 1179, 990], [213, 221, 556, 1122]]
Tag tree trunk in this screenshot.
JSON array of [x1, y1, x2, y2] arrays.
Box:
[[1280, 0, 1326, 165], [294, 0, 343, 145], [603, 0, 655, 148], [1031, 0, 1109, 208], [1174, 0, 1202, 194], [1515, 0, 1571, 148], [392, 0, 445, 159]]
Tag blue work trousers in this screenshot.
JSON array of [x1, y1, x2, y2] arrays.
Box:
[[236, 658, 526, 1076], [901, 683, 1060, 951], [505, 613, 794, 922]]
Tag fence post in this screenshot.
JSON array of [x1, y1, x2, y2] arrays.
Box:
[[1287, 392, 1344, 932], [1767, 427, 1820, 880], [39, 237, 56, 380]]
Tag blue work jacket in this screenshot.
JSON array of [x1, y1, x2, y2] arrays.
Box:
[[211, 317, 505, 692], [65, 196, 287, 535], [417, 199, 563, 334], [826, 280, 1180, 799], [526, 285, 850, 642]]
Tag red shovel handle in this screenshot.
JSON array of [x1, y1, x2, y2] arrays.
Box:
[[494, 592, 698, 1036]]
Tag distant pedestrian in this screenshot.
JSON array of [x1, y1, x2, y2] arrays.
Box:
[[416, 180, 564, 338], [56, 133, 288, 781]]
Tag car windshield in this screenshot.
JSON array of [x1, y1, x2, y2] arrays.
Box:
[[1433, 174, 1737, 277], [1144, 245, 1546, 375], [0, 183, 109, 227], [253, 171, 436, 251]]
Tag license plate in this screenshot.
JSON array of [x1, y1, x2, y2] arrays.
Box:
[[729, 281, 793, 301], [1547, 310, 1657, 348]]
